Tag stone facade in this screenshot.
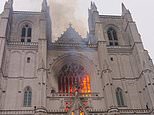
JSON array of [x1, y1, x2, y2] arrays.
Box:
[[0, 0, 154, 115]]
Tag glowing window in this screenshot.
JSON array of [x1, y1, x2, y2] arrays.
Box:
[[58, 63, 91, 95], [58, 63, 91, 114]]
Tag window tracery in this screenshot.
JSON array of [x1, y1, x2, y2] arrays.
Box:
[[116, 87, 125, 107], [21, 24, 32, 43], [23, 86, 32, 107], [107, 27, 118, 46], [58, 63, 91, 94]]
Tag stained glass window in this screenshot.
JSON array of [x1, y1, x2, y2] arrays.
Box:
[[58, 63, 91, 95]]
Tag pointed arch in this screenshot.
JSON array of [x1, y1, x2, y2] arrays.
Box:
[[48, 53, 97, 95], [20, 22, 32, 42], [116, 87, 125, 107], [107, 27, 118, 46], [23, 86, 32, 107], [58, 63, 91, 94]]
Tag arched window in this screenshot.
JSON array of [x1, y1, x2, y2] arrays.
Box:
[[58, 63, 91, 93], [23, 86, 32, 107], [116, 87, 125, 107], [21, 24, 32, 43], [58, 63, 91, 94], [107, 28, 118, 46], [58, 63, 91, 114]]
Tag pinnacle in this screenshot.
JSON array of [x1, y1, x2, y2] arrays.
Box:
[[122, 2, 128, 14]]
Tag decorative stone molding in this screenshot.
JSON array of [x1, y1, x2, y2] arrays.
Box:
[[107, 45, 132, 54], [34, 106, 47, 115], [7, 41, 38, 50], [48, 43, 97, 50], [13, 11, 42, 15], [100, 15, 122, 19], [49, 53, 96, 77], [0, 108, 152, 115], [56, 25, 85, 44], [0, 109, 34, 115]]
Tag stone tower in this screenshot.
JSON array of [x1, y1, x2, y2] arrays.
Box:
[[0, 0, 154, 115]]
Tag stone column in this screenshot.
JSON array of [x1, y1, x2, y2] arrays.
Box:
[[95, 22, 115, 109], [36, 12, 47, 108]]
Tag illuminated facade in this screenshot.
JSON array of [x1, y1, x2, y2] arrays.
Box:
[[0, 0, 154, 115]]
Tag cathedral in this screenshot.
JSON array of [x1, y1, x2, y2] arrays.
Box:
[[0, 0, 154, 115]]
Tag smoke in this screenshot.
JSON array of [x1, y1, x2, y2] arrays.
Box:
[[48, 0, 87, 40]]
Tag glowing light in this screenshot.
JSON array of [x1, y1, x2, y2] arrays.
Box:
[[71, 112, 84, 115], [81, 74, 91, 96], [58, 64, 91, 113], [58, 74, 91, 94]]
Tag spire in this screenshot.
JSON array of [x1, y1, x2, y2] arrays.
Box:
[[91, 2, 97, 11], [41, 0, 48, 12], [93, 2, 97, 11], [4, 0, 13, 9], [8, 0, 13, 5], [8, 0, 13, 3], [122, 3, 133, 21], [122, 3, 128, 15], [91, 1, 93, 8]]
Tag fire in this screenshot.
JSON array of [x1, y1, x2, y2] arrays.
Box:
[[59, 68, 91, 114], [71, 112, 84, 115], [58, 74, 91, 94], [81, 74, 91, 94]]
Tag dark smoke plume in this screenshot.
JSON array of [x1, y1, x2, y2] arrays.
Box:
[[48, 0, 87, 40]]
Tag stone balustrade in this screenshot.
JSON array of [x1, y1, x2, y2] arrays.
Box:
[[8, 41, 38, 46], [0, 109, 34, 115], [0, 108, 153, 115], [49, 43, 97, 49], [118, 108, 151, 114], [48, 92, 100, 98]]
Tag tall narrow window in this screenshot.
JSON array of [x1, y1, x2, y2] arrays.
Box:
[[21, 24, 32, 42], [23, 86, 32, 107], [116, 87, 125, 107], [27, 28, 32, 37], [107, 28, 118, 46], [21, 28, 26, 37]]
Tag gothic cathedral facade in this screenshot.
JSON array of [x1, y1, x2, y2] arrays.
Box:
[[0, 0, 154, 115]]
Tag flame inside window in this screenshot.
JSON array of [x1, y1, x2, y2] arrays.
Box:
[[81, 74, 91, 94], [58, 63, 91, 115], [58, 63, 91, 94]]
